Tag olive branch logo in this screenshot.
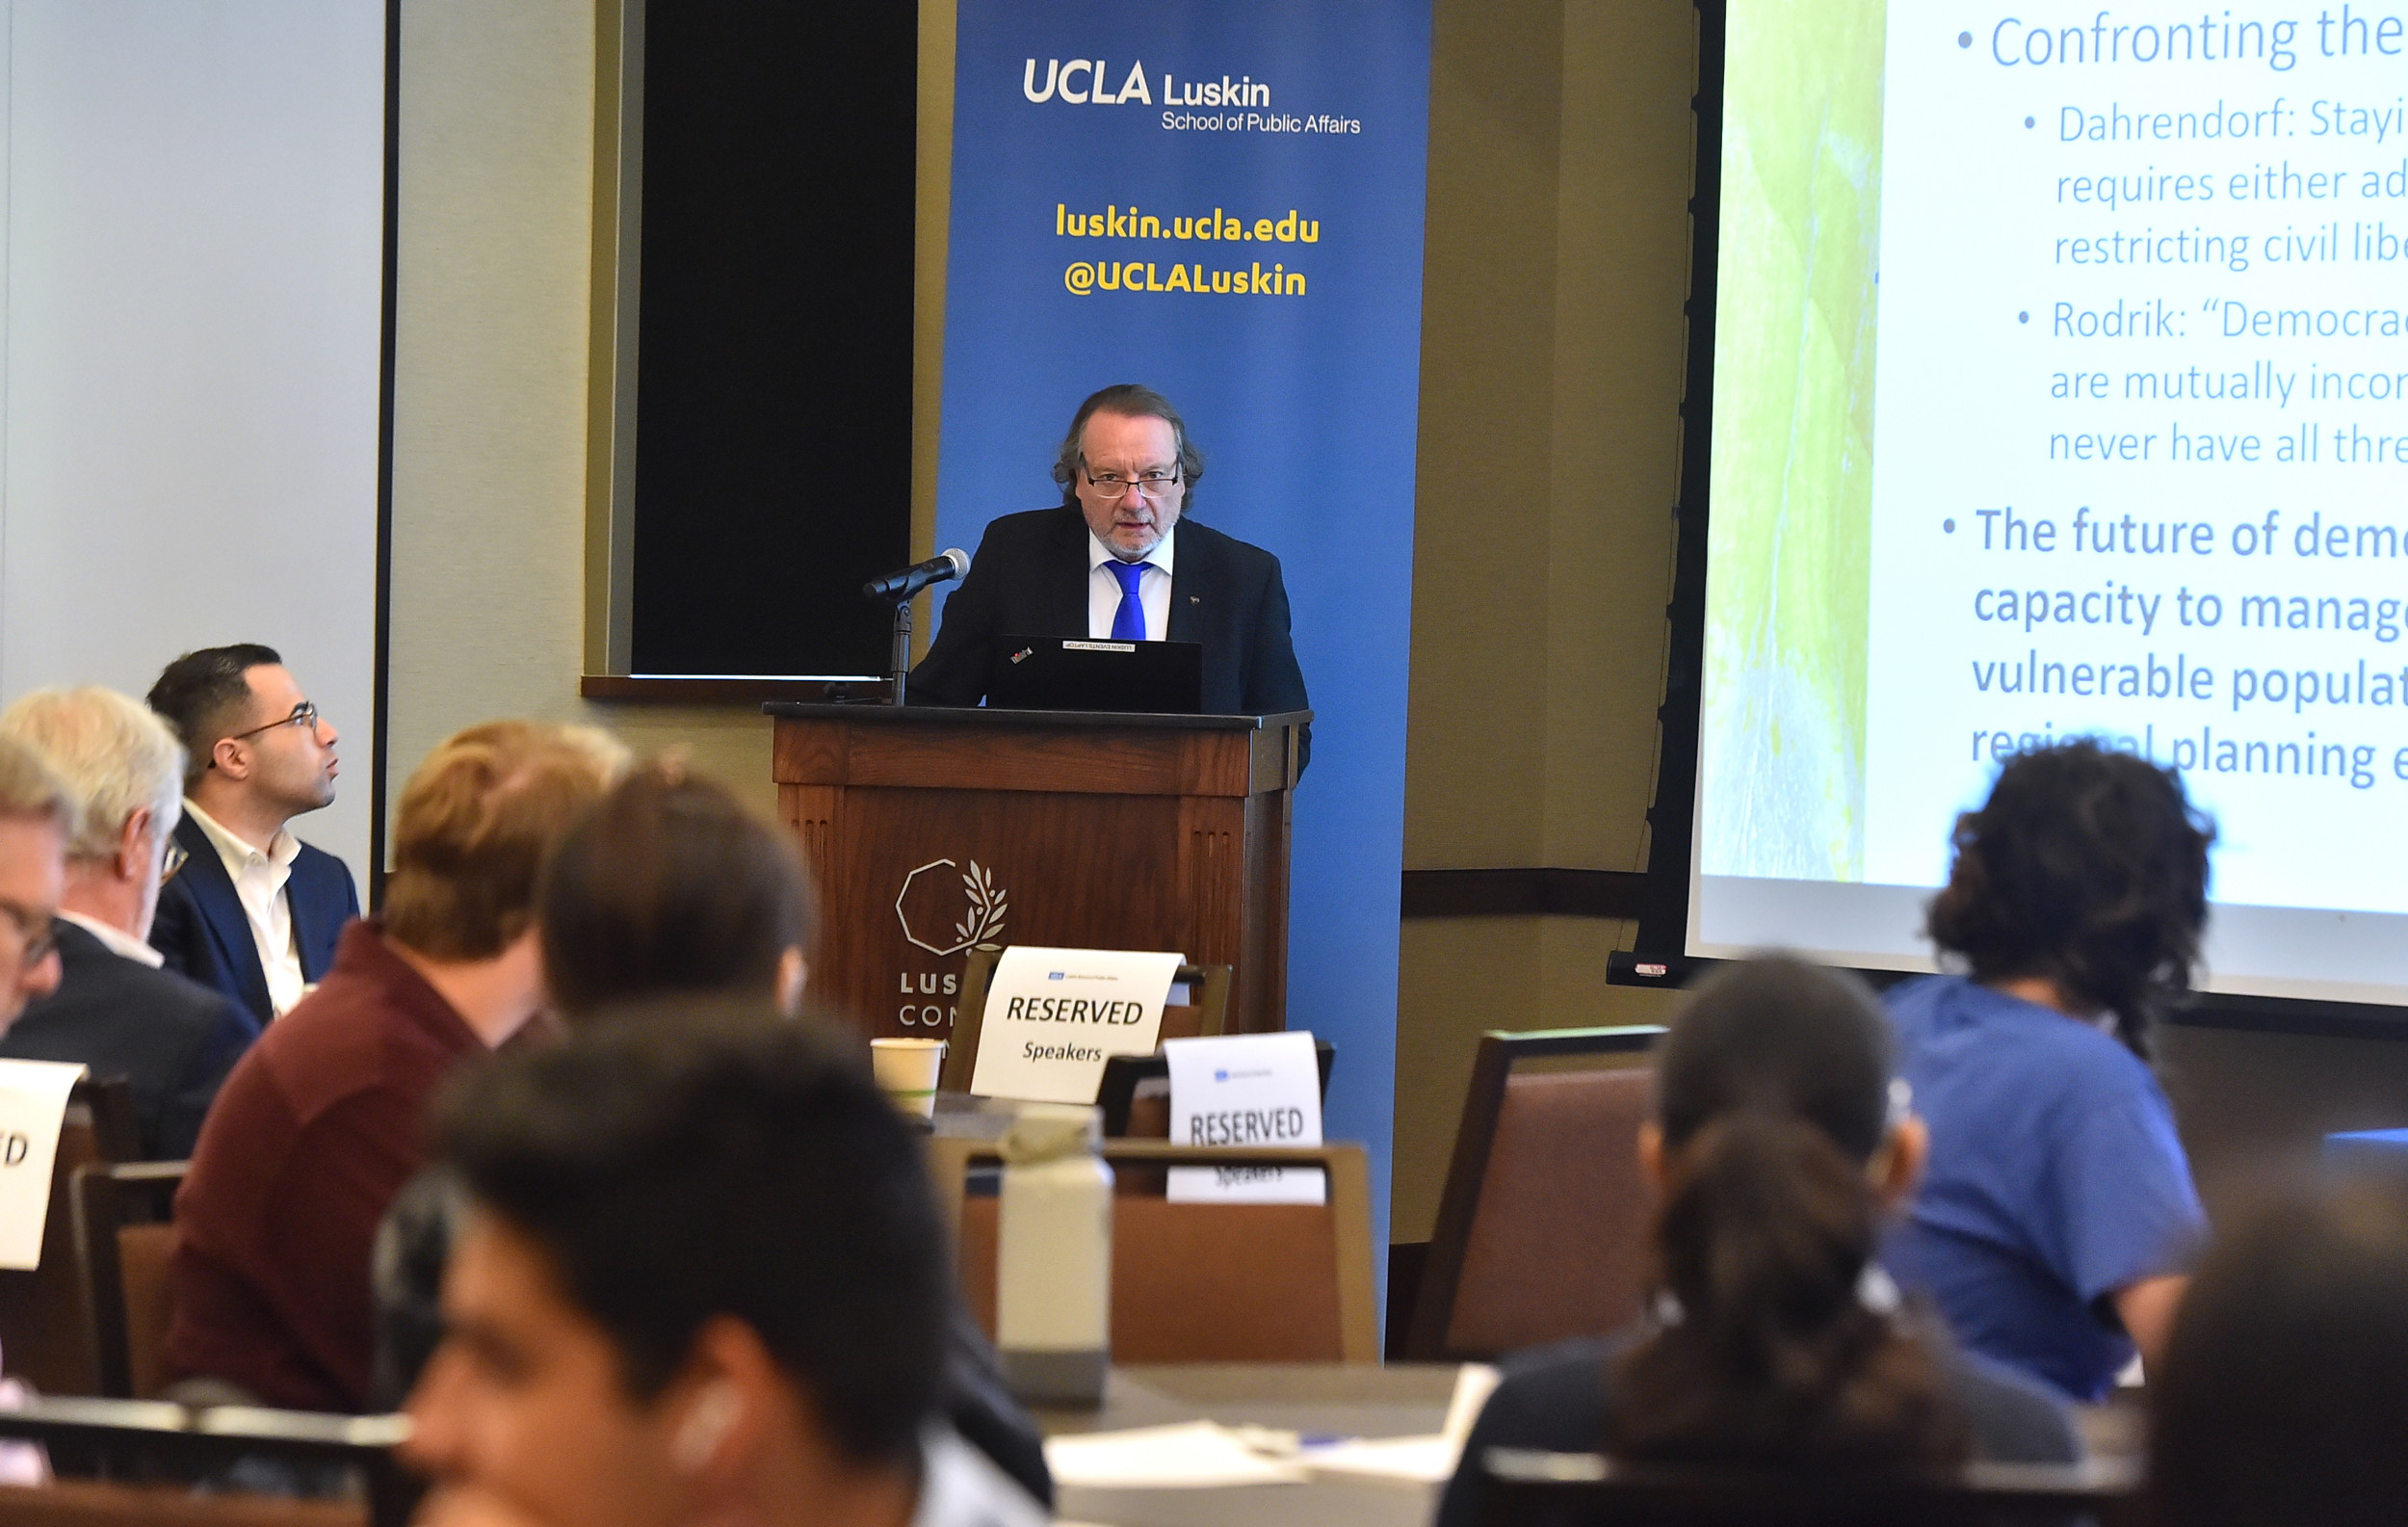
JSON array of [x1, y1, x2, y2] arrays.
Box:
[[956, 859, 1008, 947]]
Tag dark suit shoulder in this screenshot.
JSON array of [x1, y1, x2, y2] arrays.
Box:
[[1175, 513, 1284, 577], [290, 840, 360, 908], [50, 922, 220, 1013]]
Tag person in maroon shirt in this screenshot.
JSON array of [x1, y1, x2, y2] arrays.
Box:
[[164, 720, 624, 1411]]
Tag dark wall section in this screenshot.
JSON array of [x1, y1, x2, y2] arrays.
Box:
[[631, 0, 915, 675]]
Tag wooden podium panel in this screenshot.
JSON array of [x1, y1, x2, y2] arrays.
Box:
[[767, 703, 1306, 1040]]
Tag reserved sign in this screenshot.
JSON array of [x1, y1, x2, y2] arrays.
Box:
[[970, 945, 1182, 1104], [0, 1060, 83, 1270], [1164, 1032, 1325, 1204]]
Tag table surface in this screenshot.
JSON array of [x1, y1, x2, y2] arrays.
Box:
[[1033, 1363, 2144, 1527], [1035, 1363, 1458, 1439]]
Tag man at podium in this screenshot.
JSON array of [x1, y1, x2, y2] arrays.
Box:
[[909, 384, 1310, 761]]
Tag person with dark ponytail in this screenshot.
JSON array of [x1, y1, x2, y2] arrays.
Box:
[[1885, 739, 2212, 1403], [1433, 958, 2076, 1527]]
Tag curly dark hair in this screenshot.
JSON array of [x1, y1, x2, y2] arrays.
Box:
[[1925, 739, 2214, 1054]]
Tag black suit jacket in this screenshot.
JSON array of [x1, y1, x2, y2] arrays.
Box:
[[149, 811, 359, 1031], [909, 505, 1312, 766], [1, 921, 260, 1159]]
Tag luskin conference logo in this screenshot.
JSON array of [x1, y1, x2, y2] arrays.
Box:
[[1023, 58, 1271, 108], [896, 857, 1008, 959]]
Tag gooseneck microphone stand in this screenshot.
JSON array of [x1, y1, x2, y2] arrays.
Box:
[[860, 549, 969, 708]]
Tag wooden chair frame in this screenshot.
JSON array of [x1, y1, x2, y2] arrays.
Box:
[[925, 1136, 1379, 1362], [67, 1078, 141, 1164], [942, 945, 1231, 1094], [1475, 1450, 2144, 1527], [1405, 1025, 1665, 1360], [70, 1161, 188, 1399]]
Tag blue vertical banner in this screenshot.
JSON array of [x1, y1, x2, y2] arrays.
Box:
[[935, 0, 1431, 1263]]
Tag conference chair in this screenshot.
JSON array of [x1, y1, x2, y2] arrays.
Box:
[[1472, 1449, 2143, 1527], [929, 1137, 1378, 1363], [71, 1162, 187, 1400], [0, 1078, 140, 1397], [943, 945, 1231, 1094], [1405, 1026, 1665, 1362]]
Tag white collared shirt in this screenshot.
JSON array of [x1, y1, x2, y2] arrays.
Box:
[[183, 799, 306, 1017], [1086, 524, 1176, 642], [57, 909, 164, 969]]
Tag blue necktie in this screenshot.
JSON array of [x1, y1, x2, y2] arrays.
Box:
[[1108, 561, 1153, 641]]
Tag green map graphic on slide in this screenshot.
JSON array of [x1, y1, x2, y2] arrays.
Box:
[[1700, 0, 1885, 882]]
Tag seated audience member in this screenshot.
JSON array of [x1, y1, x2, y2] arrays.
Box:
[[145, 645, 359, 1028], [376, 763, 1051, 1507], [538, 761, 813, 1019], [1435, 958, 2076, 1527], [402, 1015, 1045, 1527], [167, 721, 624, 1411], [0, 688, 256, 1158], [1884, 739, 2212, 1401], [2152, 1175, 2408, 1527], [0, 736, 71, 1484], [0, 734, 70, 1029]]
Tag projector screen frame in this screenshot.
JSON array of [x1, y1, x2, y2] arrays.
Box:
[[1609, 0, 2408, 1041], [367, 0, 400, 906]]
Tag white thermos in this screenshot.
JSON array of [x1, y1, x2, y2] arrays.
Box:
[[996, 1102, 1112, 1405]]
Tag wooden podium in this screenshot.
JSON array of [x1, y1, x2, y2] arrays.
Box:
[[767, 703, 1309, 1040]]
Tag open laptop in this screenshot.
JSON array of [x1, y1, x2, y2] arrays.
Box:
[[986, 635, 1205, 714]]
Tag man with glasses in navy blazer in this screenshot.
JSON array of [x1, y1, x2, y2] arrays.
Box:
[[145, 645, 359, 1031], [909, 384, 1311, 769]]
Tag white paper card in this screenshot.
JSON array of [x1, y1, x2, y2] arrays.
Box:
[[1165, 1031, 1325, 1203], [0, 1060, 83, 1271], [970, 945, 1182, 1104], [1045, 1421, 1311, 1488]]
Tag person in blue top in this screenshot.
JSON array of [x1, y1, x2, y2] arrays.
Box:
[[1436, 958, 2077, 1527], [1884, 738, 2213, 1403]]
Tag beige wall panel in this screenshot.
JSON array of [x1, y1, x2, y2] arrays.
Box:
[[1401, 0, 1564, 872], [1542, 1, 1692, 870], [388, 0, 778, 833]]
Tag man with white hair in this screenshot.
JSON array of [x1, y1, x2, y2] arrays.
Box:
[[0, 688, 254, 1158]]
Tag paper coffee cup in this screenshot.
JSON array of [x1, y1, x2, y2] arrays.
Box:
[[872, 1038, 947, 1119]]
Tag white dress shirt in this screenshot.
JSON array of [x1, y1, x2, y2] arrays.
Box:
[[1086, 525, 1176, 641], [58, 909, 165, 968], [183, 799, 307, 1017]]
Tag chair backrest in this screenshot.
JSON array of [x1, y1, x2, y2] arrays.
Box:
[[1473, 1451, 2144, 1527], [71, 1162, 189, 1399], [929, 1137, 1378, 1362], [0, 1077, 139, 1396], [943, 945, 1232, 1094], [1407, 1027, 1665, 1361]]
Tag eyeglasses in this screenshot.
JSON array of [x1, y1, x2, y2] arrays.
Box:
[[1082, 463, 1182, 500], [222, 701, 322, 747], [0, 901, 58, 967]]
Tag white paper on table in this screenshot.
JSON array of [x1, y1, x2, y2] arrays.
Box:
[[1298, 1364, 1503, 1488], [1164, 1030, 1324, 1204], [970, 946, 1182, 1104], [1044, 1421, 1312, 1488], [0, 1060, 84, 1270]]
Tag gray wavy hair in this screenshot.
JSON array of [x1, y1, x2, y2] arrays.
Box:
[[1, 688, 180, 861]]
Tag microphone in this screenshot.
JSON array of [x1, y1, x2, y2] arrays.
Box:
[[862, 548, 969, 601]]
